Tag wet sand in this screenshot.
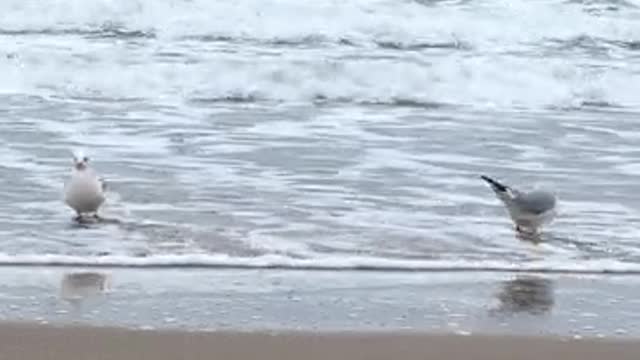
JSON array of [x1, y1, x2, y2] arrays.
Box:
[[1, 268, 640, 359], [1, 268, 640, 337], [1, 323, 639, 360]]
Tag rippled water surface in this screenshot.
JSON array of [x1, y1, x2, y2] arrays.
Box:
[[1, 0, 640, 272]]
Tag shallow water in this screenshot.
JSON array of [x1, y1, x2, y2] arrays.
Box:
[[1, 0, 640, 272], [3, 268, 640, 337]]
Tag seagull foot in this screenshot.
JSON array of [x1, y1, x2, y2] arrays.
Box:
[[515, 225, 540, 236]]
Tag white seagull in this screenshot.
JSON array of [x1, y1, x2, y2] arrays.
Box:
[[64, 152, 106, 221], [480, 175, 557, 234]]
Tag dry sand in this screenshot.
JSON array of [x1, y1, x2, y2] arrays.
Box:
[[0, 323, 639, 360]]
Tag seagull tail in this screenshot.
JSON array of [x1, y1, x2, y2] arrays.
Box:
[[480, 175, 510, 193]]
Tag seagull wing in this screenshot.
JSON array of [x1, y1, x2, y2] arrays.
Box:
[[515, 191, 556, 215]]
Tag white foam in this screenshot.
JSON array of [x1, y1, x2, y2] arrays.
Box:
[[1, 0, 638, 109], [0, 253, 637, 274]]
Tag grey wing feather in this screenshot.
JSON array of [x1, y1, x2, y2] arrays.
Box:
[[514, 191, 556, 214]]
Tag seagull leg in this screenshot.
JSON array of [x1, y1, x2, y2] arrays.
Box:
[[515, 224, 536, 235], [514, 222, 543, 243]]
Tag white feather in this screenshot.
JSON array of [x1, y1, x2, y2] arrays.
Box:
[[72, 148, 86, 162], [64, 161, 105, 215]]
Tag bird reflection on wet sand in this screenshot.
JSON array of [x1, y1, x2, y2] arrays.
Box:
[[490, 275, 554, 316], [60, 272, 111, 309]]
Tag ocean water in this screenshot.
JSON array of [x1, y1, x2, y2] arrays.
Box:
[[1, 0, 640, 273]]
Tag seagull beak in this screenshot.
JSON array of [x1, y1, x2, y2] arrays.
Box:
[[74, 159, 87, 170]]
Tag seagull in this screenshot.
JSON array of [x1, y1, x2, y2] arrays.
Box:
[[480, 175, 557, 234], [64, 152, 106, 221]]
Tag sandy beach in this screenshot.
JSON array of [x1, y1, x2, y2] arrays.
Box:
[[1, 323, 639, 360]]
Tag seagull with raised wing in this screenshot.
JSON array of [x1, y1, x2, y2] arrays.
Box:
[[480, 175, 557, 234], [64, 152, 106, 221]]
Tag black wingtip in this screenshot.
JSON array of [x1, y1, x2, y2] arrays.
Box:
[[480, 175, 508, 192]]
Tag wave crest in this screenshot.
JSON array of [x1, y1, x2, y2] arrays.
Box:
[[0, 253, 638, 274]]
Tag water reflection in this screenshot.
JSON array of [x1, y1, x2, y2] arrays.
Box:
[[491, 275, 554, 316], [60, 272, 111, 308]]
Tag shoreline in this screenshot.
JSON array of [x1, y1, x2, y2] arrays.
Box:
[[0, 267, 639, 337], [2, 323, 640, 360]]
